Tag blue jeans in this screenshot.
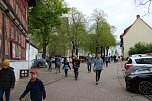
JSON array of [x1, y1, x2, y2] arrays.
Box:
[[0, 89, 10, 101]]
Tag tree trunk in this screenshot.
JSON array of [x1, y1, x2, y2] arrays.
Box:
[[42, 43, 47, 59], [106, 47, 109, 56], [103, 47, 105, 56], [76, 46, 78, 56], [96, 47, 98, 56], [100, 47, 103, 55]]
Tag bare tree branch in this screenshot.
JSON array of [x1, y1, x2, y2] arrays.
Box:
[[134, 0, 152, 16]]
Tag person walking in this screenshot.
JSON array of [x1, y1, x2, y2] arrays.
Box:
[[72, 56, 80, 80], [62, 58, 71, 77], [93, 54, 104, 85], [56, 55, 62, 74], [105, 55, 109, 67], [46, 56, 52, 72], [19, 70, 46, 101], [86, 54, 92, 72], [0, 59, 15, 101]]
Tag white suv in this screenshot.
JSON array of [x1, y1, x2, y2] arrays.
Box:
[[124, 56, 152, 70]]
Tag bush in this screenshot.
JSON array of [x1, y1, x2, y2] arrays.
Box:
[[129, 42, 152, 55]]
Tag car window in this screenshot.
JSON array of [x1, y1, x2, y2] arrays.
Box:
[[127, 58, 132, 64], [135, 58, 152, 64]]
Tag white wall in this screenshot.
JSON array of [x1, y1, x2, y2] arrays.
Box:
[[26, 42, 38, 68], [10, 60, 28, 80], [109, 42, 122, 56]]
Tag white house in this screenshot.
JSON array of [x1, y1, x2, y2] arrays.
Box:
[[120, 15, 152, 59], [108, 40, 122, 57]]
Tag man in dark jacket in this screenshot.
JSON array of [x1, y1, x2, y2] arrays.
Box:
[[72, 56, 80, 80], [19, 70, 46, 101], [0, 59, 15, 101]]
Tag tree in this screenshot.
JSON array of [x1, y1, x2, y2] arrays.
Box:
[[28, 0, 69, 58], [47, 17, 70, 56], [89, 9, 115, 55], [68, 8, 87, 57]]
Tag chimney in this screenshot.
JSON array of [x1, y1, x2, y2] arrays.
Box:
[[137, 15, 140, 18]]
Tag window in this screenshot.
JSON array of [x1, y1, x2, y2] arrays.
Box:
[[11, 25, 15, 39], [135, 58, 152, 64], [127, 58, 132, 64], [6, 17, 11, 39], [12, 42, 21, 59], [5, 40, 10, 56], [15, 29, 18, 42]]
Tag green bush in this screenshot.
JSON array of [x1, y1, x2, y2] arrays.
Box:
[[129, 42, 152, 55]]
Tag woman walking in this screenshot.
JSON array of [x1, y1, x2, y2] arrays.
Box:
[[93, 54, 104, 85]]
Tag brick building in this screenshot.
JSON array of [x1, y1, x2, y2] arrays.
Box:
[[0, 0, 36, 65]]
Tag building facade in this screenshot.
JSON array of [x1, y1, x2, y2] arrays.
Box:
[[0, 0, 36, 80], [120, 15, 152, 59]]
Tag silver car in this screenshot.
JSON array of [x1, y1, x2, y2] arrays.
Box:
[[124, 56, 152, 70]]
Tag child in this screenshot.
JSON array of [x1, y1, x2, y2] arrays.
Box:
[[62, 58, 71, 77], [19, 70, 46, 101]]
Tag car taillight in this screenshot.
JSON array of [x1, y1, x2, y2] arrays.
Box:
[[126, 64, 133, 70]]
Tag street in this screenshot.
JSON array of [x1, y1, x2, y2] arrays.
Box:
[[11, 62, 151, 101]]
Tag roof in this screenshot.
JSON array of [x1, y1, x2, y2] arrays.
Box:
[[120, 15, 152, 38]]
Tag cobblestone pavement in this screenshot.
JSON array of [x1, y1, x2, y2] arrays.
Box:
[[10, 62, 151, 101]]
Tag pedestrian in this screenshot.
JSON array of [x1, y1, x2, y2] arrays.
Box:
[[105, 55, 109, 67], [62, 58, 71, 77], [93, 54, 104, 85], [113, 55, 117, 63], [55, 55, 62, 74], [86, 54, 92, 72], [19, 70, 46, 101], [101, 55, 105, 66], [0, 59, 15, 101], [46, 56, 52, 72], [72, 56, 80, 80]]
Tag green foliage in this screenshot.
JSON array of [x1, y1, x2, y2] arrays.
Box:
[[82, 9, 116, 54], [129, 42, 152, 55], [47, 17, 70, 56], [28, 3, 116, 57], [28, 0, 69, 57]]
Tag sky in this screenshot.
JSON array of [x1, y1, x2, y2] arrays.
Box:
[[64, 0, 152, 40]]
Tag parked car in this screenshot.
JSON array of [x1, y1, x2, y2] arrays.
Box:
[[32, 59, 48, 68], [125, 66, 152, 95], [124, 56, 152, 70]]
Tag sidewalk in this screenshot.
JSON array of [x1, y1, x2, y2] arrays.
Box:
[[10, 65, 64, 101]]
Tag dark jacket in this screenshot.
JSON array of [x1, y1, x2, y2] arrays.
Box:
[[72, 59, 80, 68], [0, 67, 15, 89], [21, 78, 46, 101]]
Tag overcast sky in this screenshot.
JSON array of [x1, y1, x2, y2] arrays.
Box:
[[64, 0, 152, 40]]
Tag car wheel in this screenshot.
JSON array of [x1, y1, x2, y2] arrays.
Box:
[[138, 81, 152, 95]]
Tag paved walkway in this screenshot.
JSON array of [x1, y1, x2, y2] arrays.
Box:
[[10, 62, 151, 101]]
